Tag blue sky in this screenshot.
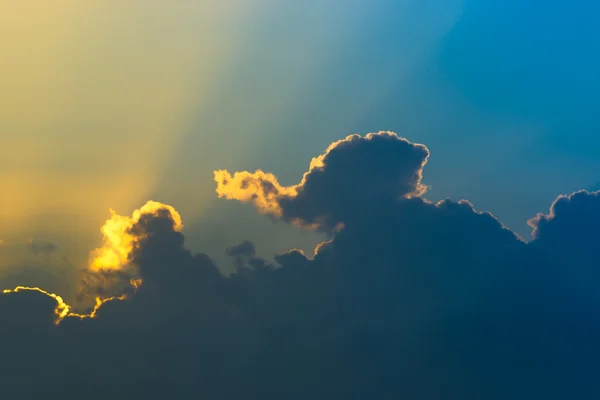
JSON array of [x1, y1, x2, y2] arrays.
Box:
[[2, 0, 599, 279], [159, 0, 600, 261]]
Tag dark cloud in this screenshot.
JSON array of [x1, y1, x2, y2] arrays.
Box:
[[528, 190, 600, 247], [2, 132, 600, 399], [226, 240, 256, 257], [225, 240, 278, 273], [278, 132, 429, 231], [216, 131, 429, 232]]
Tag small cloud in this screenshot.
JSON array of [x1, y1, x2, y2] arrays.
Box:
[[29, 243, 58, 257], [226, 240, 256, 257]]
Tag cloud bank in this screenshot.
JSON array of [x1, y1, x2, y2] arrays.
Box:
[[2, 132, 600, 399]]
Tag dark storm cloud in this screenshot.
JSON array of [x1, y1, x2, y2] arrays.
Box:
[[2, 132, 600, 399]]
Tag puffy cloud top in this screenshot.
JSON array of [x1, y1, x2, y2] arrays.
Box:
[[529, 190, 600, 246], [216, 132, 429, 232]]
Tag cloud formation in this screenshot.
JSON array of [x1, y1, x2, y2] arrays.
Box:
[[74, 201, 185, 303], [89, 200, 184, 273], [216, 131, 429, 231], [226, 240, 256, 257], [2, 132, 600, 399]]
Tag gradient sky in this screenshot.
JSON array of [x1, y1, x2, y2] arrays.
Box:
[[2, 0, 599, 294], [3, 2, 600, 398]]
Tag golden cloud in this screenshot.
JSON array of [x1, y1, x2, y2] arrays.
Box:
[[2, 285, 132, 325], [89, 201, 183, 272]]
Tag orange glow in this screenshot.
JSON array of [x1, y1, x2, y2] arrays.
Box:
[[2, 285, 129, 324], [214, 133, 429, 222], [89, 201, 183, 272], [129, 278, 143, 291], [214, 169, 297, 217], [213, 134, 375, 218], [68, 294, 127, 320], [3, 286, 72, 324], [1, 201, 180, 321]]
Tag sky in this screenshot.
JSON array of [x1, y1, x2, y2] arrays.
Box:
[[2, 1, 600, 398]]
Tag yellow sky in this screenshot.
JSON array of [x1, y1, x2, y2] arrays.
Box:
[[0, 1, 461, 296], [0, 1, 262, 273]]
